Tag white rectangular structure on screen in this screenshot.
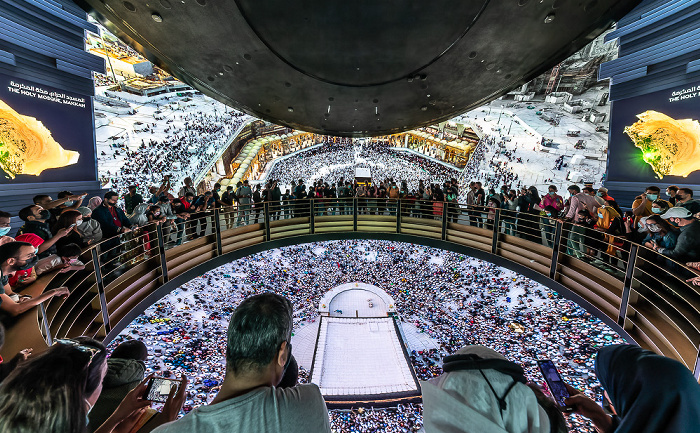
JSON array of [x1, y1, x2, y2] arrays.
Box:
[[310, 317, 418, 396]]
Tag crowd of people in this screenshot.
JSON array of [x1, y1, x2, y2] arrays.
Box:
[[266, 139, 460, 192], [106, 240, 628, 432], [0, 129, 699, 432], [98, 108, 250, 195]]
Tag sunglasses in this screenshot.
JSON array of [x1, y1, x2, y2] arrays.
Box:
[[53, 338, 101, 365]]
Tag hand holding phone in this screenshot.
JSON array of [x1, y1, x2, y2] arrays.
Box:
[[145, 376, 184, 403], [537, 359, 573, 412]]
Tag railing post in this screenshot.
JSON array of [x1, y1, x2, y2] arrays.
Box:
[[310, 199, 315, 234], [618, 244, 638, 327], [441, 202, 448, 240], [39, 302, 53, 346], [491, 209, 500, 255], [91, 247, 111, 335], [263, 202, 271, 241], [353, 198, 358, 232], [156, 224, 169, 284], [694, 344, 700, 380], [396, 199, 401, 233], [213, 208, 223, 255], [549, 220, 563, 279]]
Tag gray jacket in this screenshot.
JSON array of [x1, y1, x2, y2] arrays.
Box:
[[78, 218, 103, 244]]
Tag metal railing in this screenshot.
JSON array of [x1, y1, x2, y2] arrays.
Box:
[[23, 197, 700, 378]]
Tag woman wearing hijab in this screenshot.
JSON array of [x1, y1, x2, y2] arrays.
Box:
[[565, 344, 700, 433]]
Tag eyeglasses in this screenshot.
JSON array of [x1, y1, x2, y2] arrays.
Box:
[[53, 338, 101, 365]]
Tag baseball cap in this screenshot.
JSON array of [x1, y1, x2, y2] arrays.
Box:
[[660, 207, 692, 219]]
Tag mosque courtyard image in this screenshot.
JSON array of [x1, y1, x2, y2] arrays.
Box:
[[1, 1, 700, 433]]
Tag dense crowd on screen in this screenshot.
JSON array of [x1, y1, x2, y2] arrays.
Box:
[[108, 240, 624, 432], [1, 135, 700, 433]]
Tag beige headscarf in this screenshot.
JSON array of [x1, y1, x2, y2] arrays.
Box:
[[422, 345, 552, 433]]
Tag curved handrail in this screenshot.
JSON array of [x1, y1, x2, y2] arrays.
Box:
[[4, 198, 699, 379]]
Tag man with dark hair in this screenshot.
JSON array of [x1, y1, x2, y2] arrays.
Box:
[[0, 242, 69, 317], [666, 185, 679, 206], [631, 186, 669, 226], [124, 185, 144, 215], [92, 191, 132, 241], [564, 185, 599, 222], [92, 192, 132, 267], [675, 188, 700, 216], [17, 205, 70, 258], [152, 292, 331, 433]]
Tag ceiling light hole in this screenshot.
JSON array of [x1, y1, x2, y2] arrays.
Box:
[[123, 1, 136, 11]]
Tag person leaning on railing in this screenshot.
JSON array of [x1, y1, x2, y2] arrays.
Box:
[[0, 242, 69, 320]]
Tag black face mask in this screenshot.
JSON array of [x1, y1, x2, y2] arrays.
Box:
[[15, 255, 38, 271], [38, 209, 50, 220], [83, 217, 91, 222]]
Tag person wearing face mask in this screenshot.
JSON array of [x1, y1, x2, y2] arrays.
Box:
[[0, 242, 69, 318], [52, 210, 89, 249], [665, 185, 679, 206], [642, 215, 678, 252], [7, 233, 45, 289], [17, 205, 71, 259], [92, 191, 133, 241], [92, 192, 133, 268], [77, 207, 103, 244], [0, 211, 14, 246], [536, 186, 563, 247], [650, 199, 670, 216], [674, 187, 700, 216], [33, 191, 86, 227], [34, 243, 85, 276], [631, 186, 669, 226], [656, 207, 700, 262]]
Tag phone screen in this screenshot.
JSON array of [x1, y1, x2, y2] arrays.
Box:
[[537, 359, 572, 411], [145, 377, 181, 403]]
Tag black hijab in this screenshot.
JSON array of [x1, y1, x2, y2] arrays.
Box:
[[596, 344, 700, 433]]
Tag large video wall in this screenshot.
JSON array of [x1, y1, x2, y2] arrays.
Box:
[[0, 72, 96, 184], [608, 84, 700, 184]]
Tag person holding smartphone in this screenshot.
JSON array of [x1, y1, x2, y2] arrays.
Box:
[[151, 293, 331, 433], [563, 344, 700, 433], [422, 345, 566, 433]]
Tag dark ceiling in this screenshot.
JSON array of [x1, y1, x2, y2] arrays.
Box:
[[76, 0, 641, 137]]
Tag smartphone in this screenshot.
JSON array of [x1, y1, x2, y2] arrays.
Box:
[[537, 359, 573, 412], [145, 376, 182, 403], [68, 223, 77, 229]]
